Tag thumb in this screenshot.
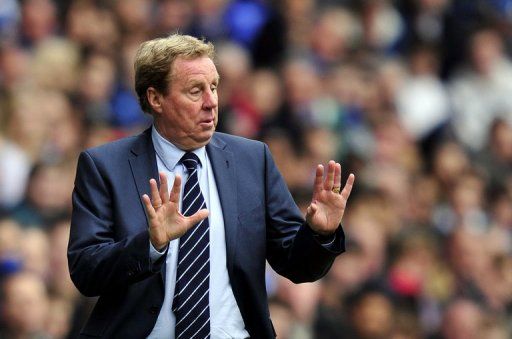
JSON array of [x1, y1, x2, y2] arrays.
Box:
[[306, 202, 317, 221], [187, 209, 209, 227]]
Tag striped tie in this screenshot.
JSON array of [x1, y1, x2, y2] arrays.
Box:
[[173, 152, 210, 338]]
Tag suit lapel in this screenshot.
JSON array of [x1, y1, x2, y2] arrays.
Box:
[[129, 128, 159, 220], [128, 128, 164, 283], [206, 135, 238, 275]]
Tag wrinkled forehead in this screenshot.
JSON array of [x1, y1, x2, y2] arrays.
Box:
[[170, 56, 220, 82]]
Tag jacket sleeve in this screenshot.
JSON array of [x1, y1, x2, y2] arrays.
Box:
[[67, 151, 165, 297], [263, 144, 345, 283]]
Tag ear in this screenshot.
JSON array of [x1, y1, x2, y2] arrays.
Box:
[[147, 87, 163, 114]]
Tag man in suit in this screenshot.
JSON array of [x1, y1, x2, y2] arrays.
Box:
[[68, 34, 355, 338]]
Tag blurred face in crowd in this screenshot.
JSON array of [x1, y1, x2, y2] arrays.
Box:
[[20, 229, 50, 277], [150, 56, 219, 151], [28, 163, 73, 213], [21, 0, 56, 43], [115, 0, 151, 31], [470, 29, 503, 75], [2, 272, 49, 336], [351, 292, 394, 338], [433, 142, 469, 187], [442, 299, 483, 339], [0, 46, 31, 89]]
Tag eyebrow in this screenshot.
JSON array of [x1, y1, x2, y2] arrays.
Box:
[[187, 76, 220, 87]]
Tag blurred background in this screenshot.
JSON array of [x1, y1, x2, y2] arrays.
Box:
[[1, 0, 512, 338]]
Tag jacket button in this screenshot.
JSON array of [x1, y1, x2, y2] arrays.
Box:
[[149, 306, 159, 315]]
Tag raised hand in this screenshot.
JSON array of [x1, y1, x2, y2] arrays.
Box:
[[306, 161, 355, 236], [142, 172, 209, 251]]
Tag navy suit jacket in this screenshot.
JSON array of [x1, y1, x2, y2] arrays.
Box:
[[68, 128, 345, 338]]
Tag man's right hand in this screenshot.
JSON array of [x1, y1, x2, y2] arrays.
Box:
[[142, 172, 209, 251]]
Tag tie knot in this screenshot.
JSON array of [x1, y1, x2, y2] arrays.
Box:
[[181, 152, 200, 172]]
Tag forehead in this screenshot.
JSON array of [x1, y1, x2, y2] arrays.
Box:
[[170, 56, 219, 82]]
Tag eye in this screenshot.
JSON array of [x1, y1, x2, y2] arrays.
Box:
[[211, 85, 217, 92], [190, 88, 201, 95]]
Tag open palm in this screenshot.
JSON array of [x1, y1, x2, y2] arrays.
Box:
[[142, 173, 208, 251], [306, 161, 355, 235]]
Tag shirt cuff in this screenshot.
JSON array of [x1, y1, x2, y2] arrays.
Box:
[[313, 232, 337, 246], [149, 241, 168, 262]]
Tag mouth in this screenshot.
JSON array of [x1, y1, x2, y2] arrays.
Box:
[[199, 118, 215, 128]]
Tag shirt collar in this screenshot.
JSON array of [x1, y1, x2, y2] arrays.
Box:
[[151, 125, 206, 171]]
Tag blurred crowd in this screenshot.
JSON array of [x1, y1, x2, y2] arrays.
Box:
[[1, 0, 512, 338]]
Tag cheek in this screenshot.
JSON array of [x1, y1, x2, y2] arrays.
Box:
[[188, 107, 203, 127], [173, 105, 197, 126]]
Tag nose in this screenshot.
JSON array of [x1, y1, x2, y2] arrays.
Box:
[[202, 88, 218, 110]]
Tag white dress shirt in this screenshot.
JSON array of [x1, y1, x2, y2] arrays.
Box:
[[147, 126, 249, 339]]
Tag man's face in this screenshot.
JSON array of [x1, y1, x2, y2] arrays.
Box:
[[153, 56, 219, 150]]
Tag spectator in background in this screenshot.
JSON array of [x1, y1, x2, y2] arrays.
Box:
[[0, 271, 50, 339], [19, 0, 57, 49], [110, 38, 152, 129], [152, 0, 194, 38], [359, 0, 405, 54], [395, 45, 450, 148], [19, 228, 50, 278], [450, 27, 512, 151], [214, 41, 256, 137], [10, 161, 74, 228], [477, 118, 512, 189], [345, 284, 396, 339], [310, 6, 361, 71], [76, 51, 117, 126], [31, 38, 80, 94], [399, 0, 451, 47], [0, 138, 30, 210], [0, 44, 30, 91], [430, 298, 484, 339], [5, 89, 52, 162], [65, 0, 120, 55]]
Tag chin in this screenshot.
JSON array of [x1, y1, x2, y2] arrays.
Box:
[[201, 126, 215, 138], [185, 133, 214, 150], [200, 132, 215, 145]]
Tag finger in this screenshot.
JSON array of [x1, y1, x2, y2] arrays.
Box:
[[159, 172, 169, 204], [142, 194, 157, 219], [186, 209, 209, 227], [313, 165, 324, 197], [169, 174, 182, 204], [334, 163, 341, 190], [306, 202, 317, 217], [323, 160, 336, 191], [305, 202, 317, 225], [341, 173, 355, 200], [149, 178, 162, 207]]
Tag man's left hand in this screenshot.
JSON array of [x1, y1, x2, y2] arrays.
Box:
[[306, 160, 355, 236]]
